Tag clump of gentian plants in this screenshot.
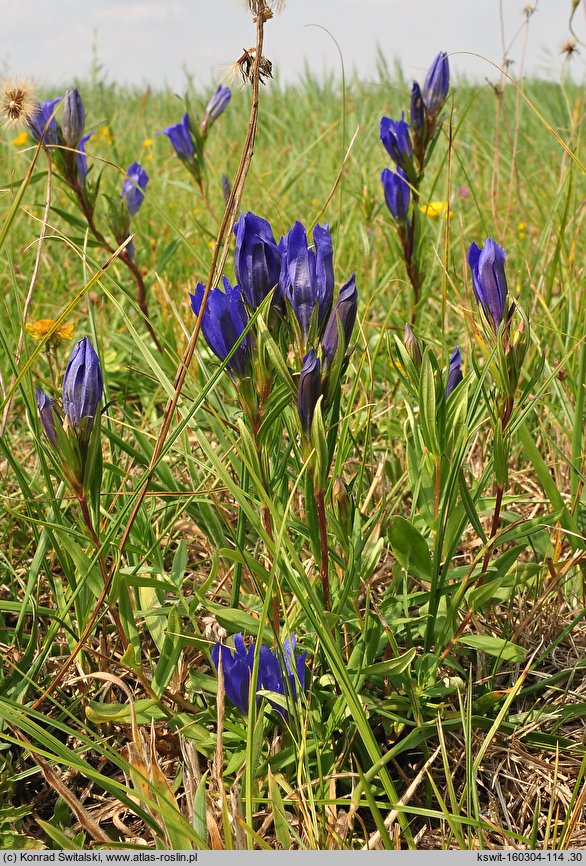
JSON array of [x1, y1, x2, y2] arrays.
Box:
[[28, 89, 158, 346], [380, 51, 450, 320], [190, 211, 357, 613]]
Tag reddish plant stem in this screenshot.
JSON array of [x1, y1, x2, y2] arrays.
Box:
[[72, 180, 162, 352], [315, 487, 331, 611]]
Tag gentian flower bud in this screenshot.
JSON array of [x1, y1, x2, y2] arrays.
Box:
[[121, 161, 149, 217], [297, 349, 321, 433], [163, 113, 194, 162], [279, 221, 334, 338], [422, 51, 450, 116], [35, 387, 58, 446], [410, 81, 425, 138], [445, 346, 463, 397], [322, 274, 358, 363], [404, 324, 423, 368], [380, 113, 414, 174], [29, 96, 62, 144], [76, 132, 94, 184], [233, 211, 281, 310], [212, 633, 254, 714], [201, 84, 231, 133], [61, 88, 85, 147], [62, 337, 103, 430], [189, 277, 250, 376], [467, 238, 509, 332], [381, 167, 411, 222]]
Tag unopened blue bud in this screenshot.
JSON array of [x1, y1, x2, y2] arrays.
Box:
[[297, 349, 321, 433], [381, 167, 411, 222], [445, 346, 463, 397], [121, 162, 149, 217], [62, 337, 103, 430], [61, 88, 85, 147], [321, 274, 358, 363], [467, 238, 509, 332], [233, 211, 281, 310], [163, 113, 194, 162], [35, 387, 58, 445], [423, 51, 450, 116], [201, 85, 231, 132]]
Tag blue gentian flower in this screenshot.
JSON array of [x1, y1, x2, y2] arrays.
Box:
[[212, 634, 255, 714], [279, 221, 334, 338], [35, 387, 58, 445], [163, 113, 194, 162], [297, 349, 321, 432], [445, 347, 463, 397], [233, 211, 281, 310], [62, 337, 103, 430], [29, 96, 62, 144], [189, 277, 250, 376], [121, 162, 149, 217], [76, 132, 94, 184], [423, 51, 450, 116], [212, 633, 306, 718], [467, 238, 509, 332], [201, 85, 231, 132], [381, 167, 411, 222], [321, 275, 358, 363], [61, 88, 85, 147], [380, 113, 413, 174]]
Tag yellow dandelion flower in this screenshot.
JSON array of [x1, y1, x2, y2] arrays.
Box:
[[26, 319, 74, 348], [142, 138, 153, 148], [11, 131, 28, 146], [420, 200, 454, 219]]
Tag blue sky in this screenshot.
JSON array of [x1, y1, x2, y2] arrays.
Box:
[[2, 0, 584, 91]]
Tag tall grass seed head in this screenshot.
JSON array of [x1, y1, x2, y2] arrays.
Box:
[[1, 78, 38, 128]]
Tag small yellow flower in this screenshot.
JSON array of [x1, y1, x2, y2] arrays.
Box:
[[26, 319, 74, 348], [11, 131, 28, 146], [142, 138, 153, 148], [518, 221, 527, 239], [97, 125, 113, 145], [419, 200, 453, 219]]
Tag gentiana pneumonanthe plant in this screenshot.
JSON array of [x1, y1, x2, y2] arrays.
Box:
[[28, 89, 160, 349], [163, 84, 231, 206], [36, 337, 104, 546], [189, 211, 357, 611], [467, 237, 529, 569], [379, 51, 450, 321]]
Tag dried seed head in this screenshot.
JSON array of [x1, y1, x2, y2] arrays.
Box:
[[239, 0, 285, 19], [230, 48, 273, 86], [561, 39, 579, 59], [0, 78, 38, 128]]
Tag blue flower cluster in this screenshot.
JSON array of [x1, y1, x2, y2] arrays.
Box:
[[380, 52, 450, 222], [212, 633, 306, 718], [189, 211, 358, 434]]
